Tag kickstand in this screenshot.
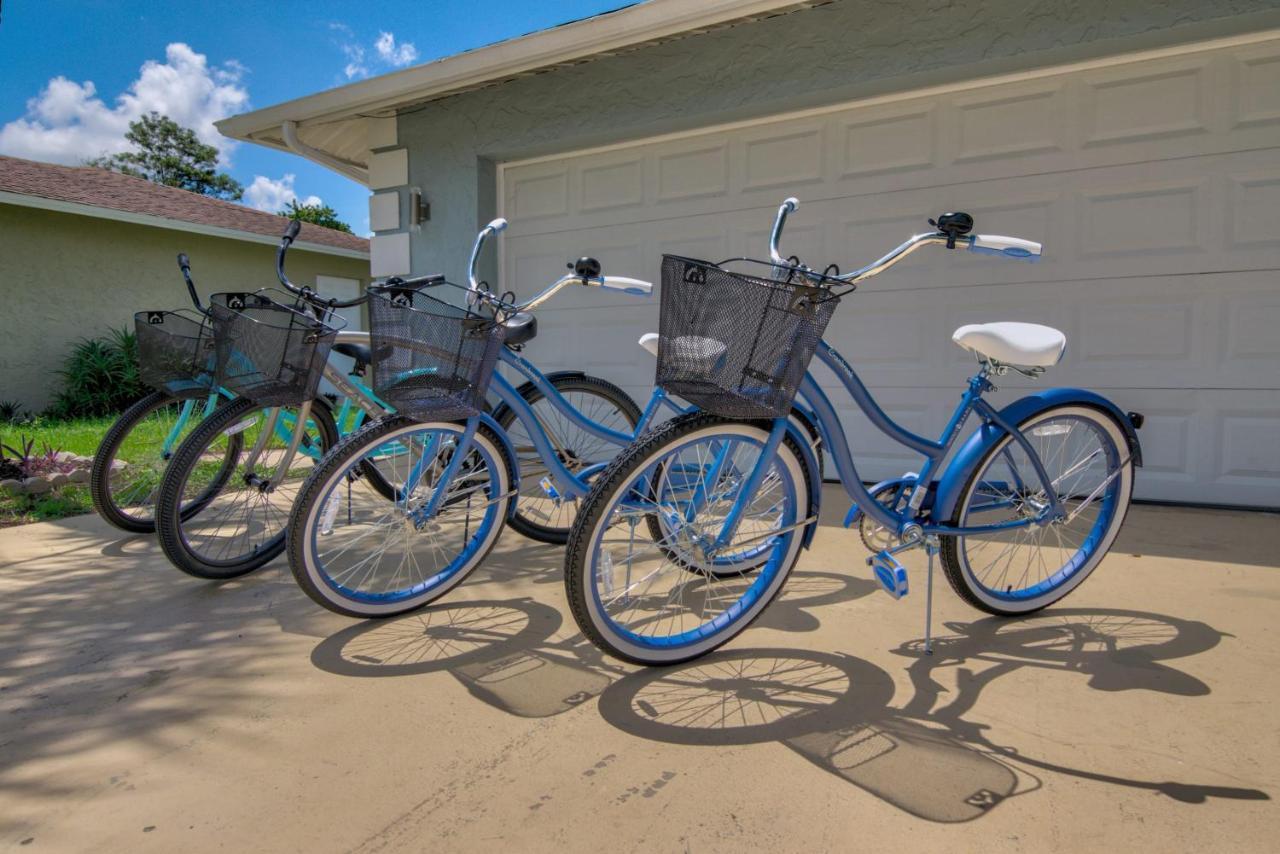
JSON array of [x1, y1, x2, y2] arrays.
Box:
[[923, 536, 938, 656]]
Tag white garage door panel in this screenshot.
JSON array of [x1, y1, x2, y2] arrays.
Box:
[[501, 37, 1280, 507]]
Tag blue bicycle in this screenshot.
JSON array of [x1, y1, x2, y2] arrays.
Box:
[[285, 218, 826, 618], [564, 198, 1144, 665]]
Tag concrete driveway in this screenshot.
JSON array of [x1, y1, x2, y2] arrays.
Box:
[[1, 491, 1277, 852]]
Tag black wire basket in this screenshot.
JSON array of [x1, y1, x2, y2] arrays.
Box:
[[134, 308, 218, 395], [367, 283, 507, 421], [657, 255, 841, 419], [208, 290, 343, 407]]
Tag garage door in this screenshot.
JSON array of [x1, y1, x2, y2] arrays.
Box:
[[499, 36, 1280, 507]]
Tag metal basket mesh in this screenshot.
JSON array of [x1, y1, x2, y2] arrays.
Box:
[[368, 284, 507, 421], [134, 309, 218, 395], [657, 255, 839, 418], [208, 290, 341, 407]]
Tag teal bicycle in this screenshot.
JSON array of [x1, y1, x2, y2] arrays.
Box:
[[90, 249, 388, 535]]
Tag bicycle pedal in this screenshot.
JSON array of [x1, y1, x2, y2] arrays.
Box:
[[868, 551, 909, 600]]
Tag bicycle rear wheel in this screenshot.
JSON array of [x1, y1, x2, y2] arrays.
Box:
[[494, 374, 641, 544], [155, 396, 338, 579], [941, 404, 1134, 615], [89, 389, 236, 533], [564, 413, 810, 665]]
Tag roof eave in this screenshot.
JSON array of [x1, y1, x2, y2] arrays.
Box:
[[0, 191, 370, 260], [216, 0, 811, 142]]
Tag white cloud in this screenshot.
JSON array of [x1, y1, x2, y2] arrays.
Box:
[[332, 26, 418, 80], [0, 43, 248, 166], [374, 32, 418, 67], [243, 173, 322, 213], [341, 44, 368, 80]]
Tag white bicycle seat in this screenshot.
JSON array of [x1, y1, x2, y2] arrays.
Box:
[[638, 332, 660, 357], [952, 322, 1065, 368]]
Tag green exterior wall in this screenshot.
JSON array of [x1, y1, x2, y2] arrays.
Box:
[[0, 204, 369, 411]]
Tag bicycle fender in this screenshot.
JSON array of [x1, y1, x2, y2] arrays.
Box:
[[477, 411, 520, 518], [782, 419, 822, 550], [933, 388, 1143, 524]]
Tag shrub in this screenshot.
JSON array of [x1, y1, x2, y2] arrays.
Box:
[[0, 400, 26, 424], [46, 327, 146, 418]]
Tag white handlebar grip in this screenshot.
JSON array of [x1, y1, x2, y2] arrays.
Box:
[[782, 197, 799, 212], [600, 276, 653, 296], [487, 217, 509, 233], [969, 234, 1042, 260]]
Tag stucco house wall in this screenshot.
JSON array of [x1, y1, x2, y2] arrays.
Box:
[[386, 0, 1280, 281], [0, 204, 370, 410]]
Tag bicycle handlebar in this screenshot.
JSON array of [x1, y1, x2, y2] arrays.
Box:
[[766, 196, 1042, 287], [468, 217, 508, 295], [769, 197, 799, 266], [275, 221, 369, 308], [175, 253, 204, 312], [458, 217, 652, 315]]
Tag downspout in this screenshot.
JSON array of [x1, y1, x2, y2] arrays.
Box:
[[281, 121, 369, 185]]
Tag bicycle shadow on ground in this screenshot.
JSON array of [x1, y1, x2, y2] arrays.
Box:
[[308, 570, 873, 719], [593, 607, 1268, 823]]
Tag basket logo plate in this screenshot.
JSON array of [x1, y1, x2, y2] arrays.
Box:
[[225, 293, 249, 311], [682, 263, 707, 285], [786, 285, 823, 318], [388, 290, 414, 308], [146, 311, 165, 325]]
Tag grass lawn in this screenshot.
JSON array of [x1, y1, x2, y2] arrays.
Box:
[[0, 415, 118, 526]]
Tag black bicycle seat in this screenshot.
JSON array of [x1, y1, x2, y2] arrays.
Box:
[[503, 312, 538, 347]]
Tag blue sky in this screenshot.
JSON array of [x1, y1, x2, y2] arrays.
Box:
[[0, 1, 631, 234]]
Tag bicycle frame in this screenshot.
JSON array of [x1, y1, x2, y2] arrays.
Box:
[[713, 337, 1068, 548], [232, 330, 392, 478], [488, 348, 692, 501], [402, 344, 702, 523]]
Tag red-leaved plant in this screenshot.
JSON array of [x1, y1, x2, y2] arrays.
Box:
[[0, 437, 77, 481]]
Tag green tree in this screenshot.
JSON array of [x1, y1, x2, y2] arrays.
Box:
[[279, 199, 353, 233], [89, 112, 243, 200]]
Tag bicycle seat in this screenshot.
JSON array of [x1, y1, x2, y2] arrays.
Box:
[[503, 311, 538, 346], [952, 322, 1065, 368], [638, 333, 660, 357], [333, 342, 372, 368]]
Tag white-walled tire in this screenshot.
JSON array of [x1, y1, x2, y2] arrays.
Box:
[[564, 413, 810, 665], [287, 416, 514, 618], [941, 405, 1135, 615]]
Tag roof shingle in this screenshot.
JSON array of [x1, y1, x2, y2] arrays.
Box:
[[0, 154, 368, 254]]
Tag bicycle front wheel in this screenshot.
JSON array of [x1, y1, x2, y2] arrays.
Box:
[[89, 389, 233, 533], [941, 404, 1135, 615], [287, 416, 515, 618], [564, 413, 810, 666], [155, 396, 338, 579]]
